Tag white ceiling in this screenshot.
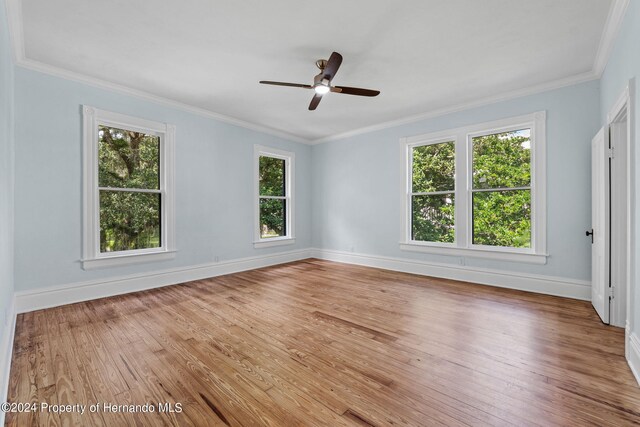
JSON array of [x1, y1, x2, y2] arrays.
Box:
[[17, 0, 613, 142]]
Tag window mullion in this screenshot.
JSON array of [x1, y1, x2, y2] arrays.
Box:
[[407, 146, 413, 242], [470, 186, 531, 193], [457, 133, 468, 248], [411, 190, 454, 196], [98, 187, 162, 194]]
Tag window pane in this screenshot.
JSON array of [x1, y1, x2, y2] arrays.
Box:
[[411, 194, 455, 243], [472, 129, 530, 189], [260, 198, 286, 238], [412, 142, 455, 193], [100, 190, 161, 252], [473, 189, 530, 248], [259, 156, 286, 197], [98, 125, 160, 190]]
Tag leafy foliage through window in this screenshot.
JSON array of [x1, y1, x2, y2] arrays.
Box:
[[98, 126, 161, 252], [403, 113, 545, 259], [411, 142, 455, 242], [409, 129, 533, 248], [259, 156, 287, 238], [471, 129, 531, 248]]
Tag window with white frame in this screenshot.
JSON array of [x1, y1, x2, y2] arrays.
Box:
[[254, 145, 295, 248], [410, 140, 456, 243], [401, 112, 547, 264], [82, 106, 175, 269]]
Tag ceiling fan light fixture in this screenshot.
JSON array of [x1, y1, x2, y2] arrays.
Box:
[[314, 84, 330, 95], [259, 52, 380, 110]]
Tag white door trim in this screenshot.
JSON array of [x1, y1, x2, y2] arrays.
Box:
[[606, 82, 633, 351], [590, 127, 610, 323]]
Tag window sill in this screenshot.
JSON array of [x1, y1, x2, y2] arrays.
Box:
[[82, 250, 176, 270], [254, 238, 296, 249], [399, 243, 547, 265]]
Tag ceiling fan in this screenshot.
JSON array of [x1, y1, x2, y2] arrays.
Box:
[[259, 52, 380, 110]]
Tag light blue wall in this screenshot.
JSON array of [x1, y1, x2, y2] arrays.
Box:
[[600, 1, 640, 335], [0, 0, 15, 355], [6, 4, 637, 311], [312, 80, 601, 281], [13, 68, 311, 291]]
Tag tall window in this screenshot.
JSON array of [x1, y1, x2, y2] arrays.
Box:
[[401, 112, 546, 263], [254, 145, 295, 248], [411, 141, 456, 243], [471, 129, 531, 248], [83, 107, 175, 269]]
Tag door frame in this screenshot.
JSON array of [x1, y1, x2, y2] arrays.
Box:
[[591, 126, 611, 324], [606, 83, 633, 356]]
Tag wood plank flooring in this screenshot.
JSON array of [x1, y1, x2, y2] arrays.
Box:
[[6, 259, 640, 426]]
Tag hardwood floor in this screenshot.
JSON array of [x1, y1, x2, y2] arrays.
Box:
[[6, 259, 640, 426]]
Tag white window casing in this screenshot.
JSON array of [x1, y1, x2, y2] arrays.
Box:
[[253, 145, 295, 248], [400, 111, 547, 264], [82, 106, 176, 269]]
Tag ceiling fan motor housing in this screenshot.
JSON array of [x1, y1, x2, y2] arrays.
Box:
[[315, 59, 328, 70]]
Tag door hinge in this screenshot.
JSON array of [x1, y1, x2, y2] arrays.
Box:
[[609, 285, 614, 300], [608, 147, 614, 159]]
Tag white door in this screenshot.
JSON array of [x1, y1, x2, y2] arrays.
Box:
[[591, 127, 610, 324]]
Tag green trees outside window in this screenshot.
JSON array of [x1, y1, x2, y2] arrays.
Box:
[[98, 126, 161, 252], [258, 156, 287, 238], [410, 128, 532, 248], [471, 129, 531, 248], [411, 142, 455, 242]]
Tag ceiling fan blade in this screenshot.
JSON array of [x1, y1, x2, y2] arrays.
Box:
[[322, 52, 343, 82], [259, 81, 312, 89], [331, 86, 380, 97], [309, 94, 323, 110]]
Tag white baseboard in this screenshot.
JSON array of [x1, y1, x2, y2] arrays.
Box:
[[0, 295, 16, 426], [15, 246, 591, 311], [311, 248, 591, 300], [16, 249, 312, 313], [628, 331, 640, 386]]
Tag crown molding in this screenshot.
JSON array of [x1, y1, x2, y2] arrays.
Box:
[[5, 0, 25, 63], [16, 58, 311, 144], [593, 0, 630, 77], [312, 0, 630, 144], [4, 1, 309, 144], [310, 70, 598, 144], [5, 0, 629, 145], [14, 57, 600, 147]]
